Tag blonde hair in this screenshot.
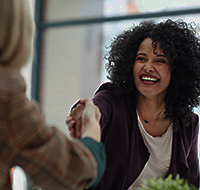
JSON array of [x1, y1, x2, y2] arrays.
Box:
[[0, 0, 34, 68]]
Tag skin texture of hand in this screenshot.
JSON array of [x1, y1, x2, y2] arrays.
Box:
[[66, 98, 101, 142]]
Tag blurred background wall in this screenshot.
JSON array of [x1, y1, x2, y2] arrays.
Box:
[[39, 0, 104, 134], [14, 0, 200, 189], [34, 0, 200, 135]]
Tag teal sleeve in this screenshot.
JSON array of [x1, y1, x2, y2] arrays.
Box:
[[79, 137, 106, 187]]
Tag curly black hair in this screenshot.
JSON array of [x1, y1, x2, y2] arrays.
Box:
[[105, 19, 200, 131]]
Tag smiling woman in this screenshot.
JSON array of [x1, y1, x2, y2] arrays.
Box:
[[68, 19, 200, 190]]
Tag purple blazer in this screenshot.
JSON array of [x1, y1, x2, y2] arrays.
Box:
[[91, 82, 199, 190]]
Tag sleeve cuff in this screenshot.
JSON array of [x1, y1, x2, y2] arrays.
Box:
[[79, 137, 106, 187]]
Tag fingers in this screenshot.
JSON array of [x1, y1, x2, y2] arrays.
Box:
[[68, 102, 85, 138], [66, 116, 75, 130], [71, 103, 85, 138], [66, 115, 81, 138], [66, 116, 76, 138], [81, 98, 101, 122], [66, 98, 101, 139], [70, 102, 85, 118], [80, 98, 101, 142], [69, 128, 75, 138]]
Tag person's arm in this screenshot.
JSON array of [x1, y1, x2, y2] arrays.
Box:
[[79, 137, 106, 188], [3, 72, 105, 190], [67, 98, 106, 188]]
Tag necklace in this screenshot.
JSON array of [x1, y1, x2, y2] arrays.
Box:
[[139, 107, 165, 124]]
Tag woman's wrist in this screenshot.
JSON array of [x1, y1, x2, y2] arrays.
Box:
[[82, 122, 101, 142]]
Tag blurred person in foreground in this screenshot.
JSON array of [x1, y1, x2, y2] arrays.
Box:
[[0, 0, 106, 189], [67, 19, 200, 190]]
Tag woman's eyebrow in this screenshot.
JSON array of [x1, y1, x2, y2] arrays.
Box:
[[136, 53, 146, 56], [156, 54, 167, 58]]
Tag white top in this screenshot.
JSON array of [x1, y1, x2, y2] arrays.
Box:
[[128, 110, 173, 190]]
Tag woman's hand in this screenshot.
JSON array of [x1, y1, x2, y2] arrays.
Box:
[[66, 102, 84, 138], [66, 98, 101, 142]]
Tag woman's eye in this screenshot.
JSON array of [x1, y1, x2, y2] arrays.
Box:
[[136, 57, 145, 61], [157, 59, 166, 63]]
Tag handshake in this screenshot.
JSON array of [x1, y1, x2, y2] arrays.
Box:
[[66, 98, 101, 142]]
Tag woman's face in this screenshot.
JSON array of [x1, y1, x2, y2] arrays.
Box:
[[133, 38, 171, 100]]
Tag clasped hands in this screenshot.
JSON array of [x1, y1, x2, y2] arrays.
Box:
[[66, 98, 101, 142]]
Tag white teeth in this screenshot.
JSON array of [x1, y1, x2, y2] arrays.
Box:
[[141, 76, 158, 82]]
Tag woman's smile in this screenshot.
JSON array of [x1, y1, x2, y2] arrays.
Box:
[[140, 74, 160, 85]]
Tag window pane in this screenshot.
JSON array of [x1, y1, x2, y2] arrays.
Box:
[[44, 0, 200, 21], [40, 24, 103, 134], [104, 0, 200, 16]]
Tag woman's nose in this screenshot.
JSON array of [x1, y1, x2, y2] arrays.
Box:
[[143, 61, 154, 72]]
